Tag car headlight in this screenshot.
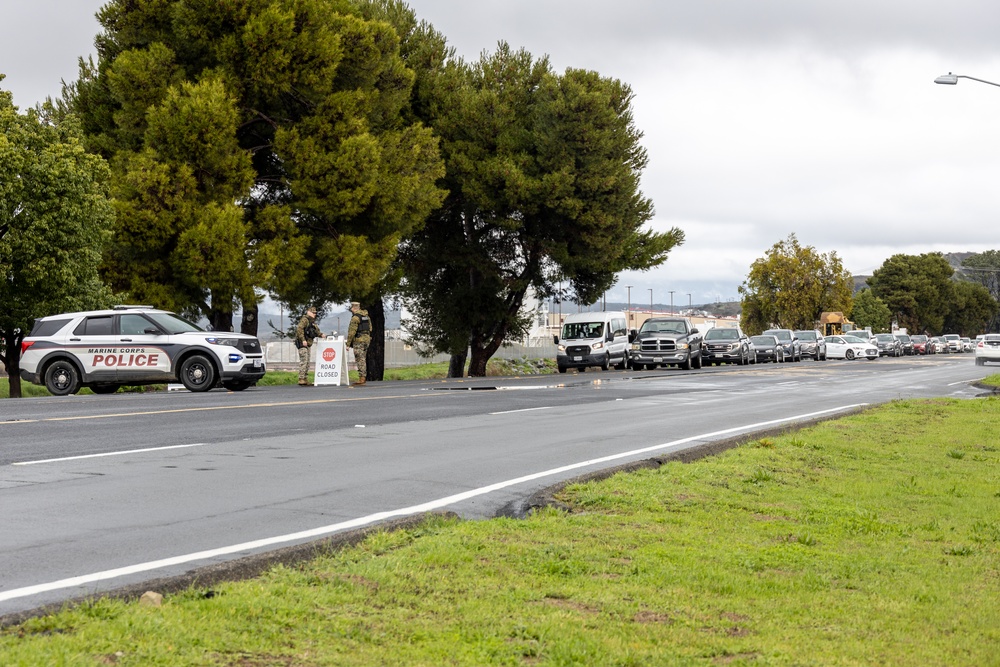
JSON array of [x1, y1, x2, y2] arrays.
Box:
[[592, 341, 604, 350], [557, 344, 566, 352], [631, 343, 640, 351], [206, 337, 241, 347], [677, 343, 688, 350]]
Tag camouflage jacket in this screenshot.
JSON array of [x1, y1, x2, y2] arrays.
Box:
[[295, 315, 321, 348], [347, 309, 372, 346]]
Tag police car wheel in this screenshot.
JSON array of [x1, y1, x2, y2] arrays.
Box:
[[44, 360, 81, 396], [178, 354, 216, 392]]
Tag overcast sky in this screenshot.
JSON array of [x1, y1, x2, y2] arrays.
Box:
[[4, 1, 1000, 306]]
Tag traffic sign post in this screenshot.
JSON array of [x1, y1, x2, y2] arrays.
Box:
[[314, 337, 350, 386]]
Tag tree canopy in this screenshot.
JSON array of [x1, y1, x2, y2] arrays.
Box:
[[961, 250, 1000, 332], [850, 288, 891, 333], [73, 0, 445, 331], [866, 253, 955, 335], [399, 43, 683, 376], [943, 280, 997, 337], [739, 234, 853, 334], [0, 84, 115, 398]]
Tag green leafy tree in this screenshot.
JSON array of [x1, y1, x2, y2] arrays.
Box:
[[961, 250, 1000, 332], [0, 86, 114, 398], [400, 43, 683, 376], [943, 280, 998, 336], [347, 0, 451, 381], [850, 289, 892, 333], [72, 0, 444, 332], [739, 234, 853, 334], [867, 253, 954, 335]]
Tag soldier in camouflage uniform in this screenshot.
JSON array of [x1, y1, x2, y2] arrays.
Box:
[[295, 307, 322, 386], [346, 301, 371, 385]]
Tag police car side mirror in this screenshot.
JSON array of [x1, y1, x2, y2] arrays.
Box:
[[143, 327, 160, 335]]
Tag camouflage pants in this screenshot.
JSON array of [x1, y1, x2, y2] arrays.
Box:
[[352, 339, 369, 381], [298, 346, 310, 381]]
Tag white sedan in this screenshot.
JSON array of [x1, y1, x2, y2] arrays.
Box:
[[974, 334, 1000, 366], [826, 335, 879, 360]]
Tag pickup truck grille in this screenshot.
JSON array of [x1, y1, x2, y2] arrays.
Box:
[[640, 340, 676, 352]]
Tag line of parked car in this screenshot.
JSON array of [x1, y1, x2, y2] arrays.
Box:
[[553, 311, 992, 372]]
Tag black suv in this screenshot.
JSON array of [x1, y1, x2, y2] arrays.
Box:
[[701, 327, 753, 365], [762, 329, 801, 362]]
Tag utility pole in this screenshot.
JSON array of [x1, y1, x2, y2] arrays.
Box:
[[626, 285, 633, 326], [669, 290, 675, 315]]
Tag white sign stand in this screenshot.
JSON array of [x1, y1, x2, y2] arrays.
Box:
[[313, 337, 350, 386]]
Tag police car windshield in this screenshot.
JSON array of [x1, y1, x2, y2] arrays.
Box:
[[145, 312, 204, 334]]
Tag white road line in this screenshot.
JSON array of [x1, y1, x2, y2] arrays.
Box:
[[489, 407, 553, 415], [12, 443, 209, 466], [0, 404, 866, 604]]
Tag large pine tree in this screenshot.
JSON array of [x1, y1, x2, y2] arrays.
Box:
[[72, 0, 445, 333]]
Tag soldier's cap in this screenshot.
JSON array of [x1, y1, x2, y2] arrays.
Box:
[[350, 301, 360, 309]]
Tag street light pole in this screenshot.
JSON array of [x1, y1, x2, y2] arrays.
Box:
[[935, 72, 1000, 88], [648, 288, 653, 314], [626, 285, 633, 326], [669, 290, 675, 315], [687, 293, 692, 309]]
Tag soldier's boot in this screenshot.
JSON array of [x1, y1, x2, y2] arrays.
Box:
[[298, 378, 308, 386], [356, 376, 366, 385]]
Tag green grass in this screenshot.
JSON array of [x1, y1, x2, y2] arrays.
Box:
[[3, 397, 1000, 665], [1, 357, 556, 398], [977, 373, 1000, 388]]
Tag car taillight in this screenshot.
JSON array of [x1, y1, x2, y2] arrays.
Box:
[[21, 341, 34, 355]]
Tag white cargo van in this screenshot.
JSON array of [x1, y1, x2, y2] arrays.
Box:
[[554, 311, 630, 373]]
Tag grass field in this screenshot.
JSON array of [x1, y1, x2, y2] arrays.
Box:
[[2, 396, 999, 665]]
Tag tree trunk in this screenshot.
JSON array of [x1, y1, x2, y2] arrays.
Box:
[[467, 348, 490, 377], [2, 329, 24, 399], [209, 308, 234, 332], [447, 351, 467, 378], [366, 298, 385, 381], [240, 302, 259, 336]]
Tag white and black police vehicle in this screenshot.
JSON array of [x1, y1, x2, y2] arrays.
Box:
[[20, 306, 266, 395]]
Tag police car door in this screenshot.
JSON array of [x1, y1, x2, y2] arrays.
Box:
[[70, 314, 122, 383], [115, 313, 173, 382]]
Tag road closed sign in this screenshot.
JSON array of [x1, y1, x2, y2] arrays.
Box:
[[314, 337, 349, 386]]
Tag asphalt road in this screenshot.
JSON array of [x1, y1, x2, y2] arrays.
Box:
[[0, 354, 991, 619]]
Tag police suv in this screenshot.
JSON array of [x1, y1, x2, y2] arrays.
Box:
[[20, 306, 266, 395]]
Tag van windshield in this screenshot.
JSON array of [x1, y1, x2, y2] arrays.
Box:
[[561, 322, 605, 340]]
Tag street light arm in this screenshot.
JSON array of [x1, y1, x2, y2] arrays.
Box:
[[935, 72, 1000, 88]]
